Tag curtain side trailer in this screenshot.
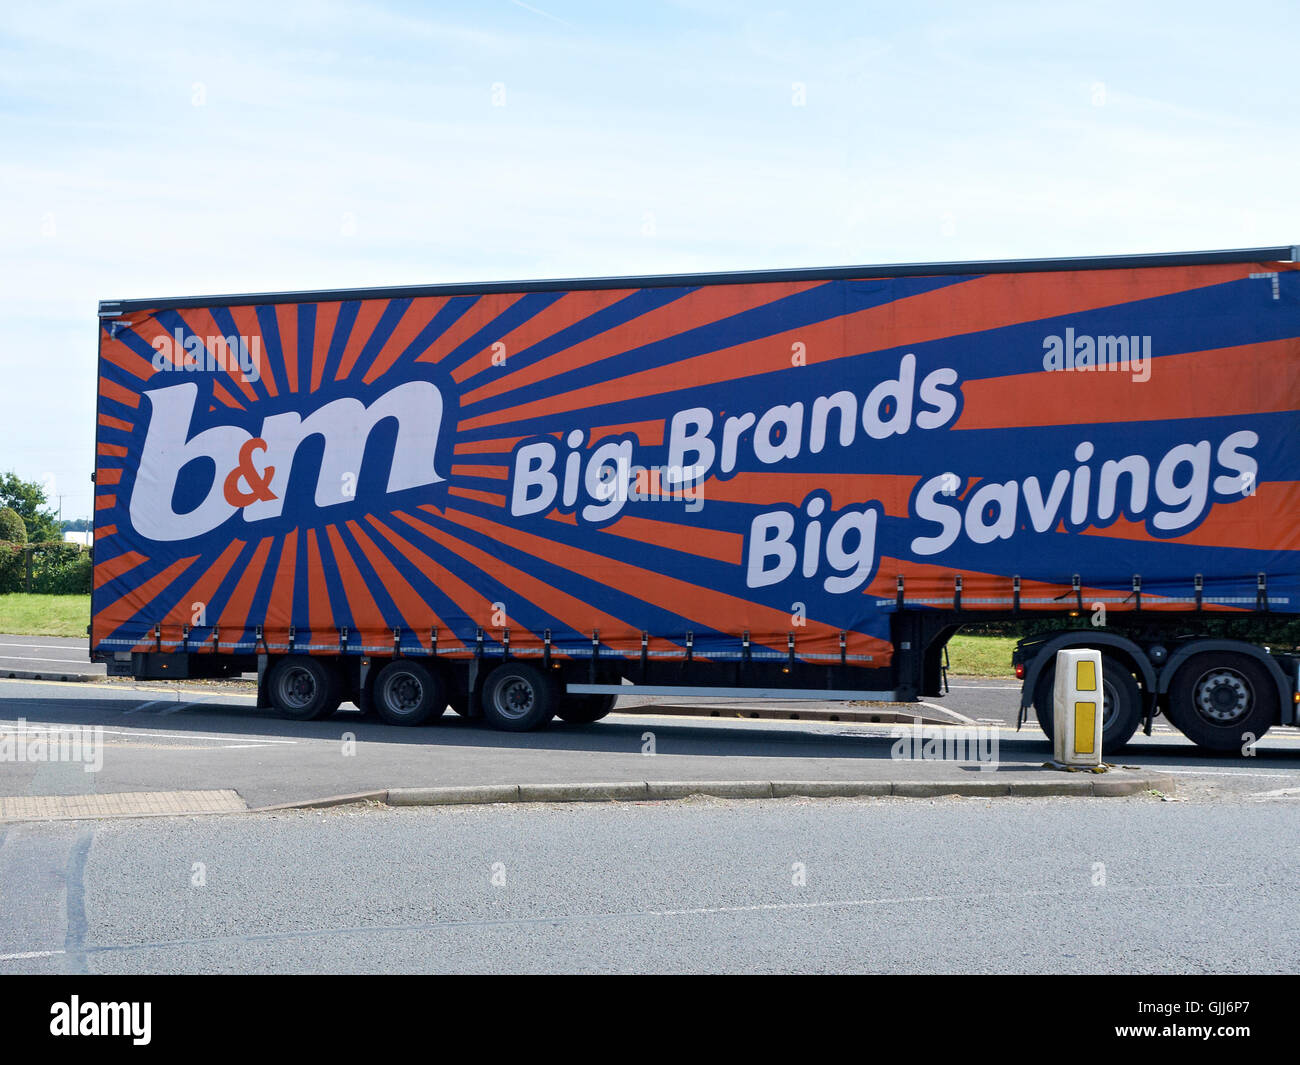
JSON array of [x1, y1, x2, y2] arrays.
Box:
[[92, 246, 1300, 748]]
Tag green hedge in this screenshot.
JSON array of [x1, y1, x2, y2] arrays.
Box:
[[0, 541, 92, 594]]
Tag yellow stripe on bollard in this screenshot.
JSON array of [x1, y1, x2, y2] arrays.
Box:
[[1074, 701, 1096, 755], [1076, 660, 1097, 691]]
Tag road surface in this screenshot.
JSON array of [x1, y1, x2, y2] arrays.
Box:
[[0, 635, 101, 679], [1, 795, 1295, 973], [1, 676, 1297, 806]]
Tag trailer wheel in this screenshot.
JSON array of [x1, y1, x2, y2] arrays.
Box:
[[1033, 654, 1142, 752], [373, 660, 447, 726], [268, 656, 341, 721], [481, 663, 557, 731], [1167, 652, 1275, 752], [556, 693, 616, 724]]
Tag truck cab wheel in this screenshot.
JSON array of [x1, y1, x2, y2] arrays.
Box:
[[481, 663, 558, 732], [1033, 654, 1142, 752], [268, 656, 342, 721], [1167, 652, 1276, 752], [556, 693, 616, 724], [373, 660, 447, 726]]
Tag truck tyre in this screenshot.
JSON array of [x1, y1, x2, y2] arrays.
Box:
[[268, 656, 341, 721], [1166, 652, 1276, 752], [373, 660, 447, 726], [1033, 654, 1142, 752], [556, 693, 616, 724], [481, 663, 558, 732]]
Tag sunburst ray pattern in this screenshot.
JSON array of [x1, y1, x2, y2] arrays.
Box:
[[91, 262, 1300, 664]]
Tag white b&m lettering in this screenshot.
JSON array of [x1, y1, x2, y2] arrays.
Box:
[[129, 380, 445, 541]]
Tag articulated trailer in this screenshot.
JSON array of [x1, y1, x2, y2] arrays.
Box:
[[93, 246, 1300, 750]]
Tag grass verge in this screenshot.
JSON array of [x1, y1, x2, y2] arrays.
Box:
[[945, 634, 1017, 678], [0, 594, 90, 638]]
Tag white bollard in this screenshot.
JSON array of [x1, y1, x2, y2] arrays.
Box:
[[1053, 649, 1103, 766]]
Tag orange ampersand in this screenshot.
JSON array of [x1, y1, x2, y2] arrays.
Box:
[[222, 437, 278, 506]]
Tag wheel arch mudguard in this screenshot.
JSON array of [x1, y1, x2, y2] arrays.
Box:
[[1019, 631, 1157, 709], [257, 652, 270, 708], [1156, 640, 1295, 726]]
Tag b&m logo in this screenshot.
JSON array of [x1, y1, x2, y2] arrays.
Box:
[[129, 378, 448, 542]]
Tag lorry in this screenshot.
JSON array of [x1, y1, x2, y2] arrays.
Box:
[[92, 246, 1300, 751]]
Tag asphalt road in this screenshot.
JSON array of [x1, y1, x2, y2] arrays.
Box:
[[2, 661, 1296, 976], [0, 635, 102, 679], [2, 676, 1299, 806], [2, 794, 1296, 974]]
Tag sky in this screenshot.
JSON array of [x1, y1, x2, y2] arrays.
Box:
[[1, 0, 1296, 521]]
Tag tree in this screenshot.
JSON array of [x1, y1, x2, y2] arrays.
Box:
[[0, 473, 60, 543], [0, 506, 25, 543]]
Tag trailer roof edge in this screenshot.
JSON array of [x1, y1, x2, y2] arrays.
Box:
[[98, 244, 1299, 314]]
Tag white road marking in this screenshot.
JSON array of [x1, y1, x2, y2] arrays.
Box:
[[206, 743, 281, 750], [0, 880, 1247, 960], [0, 655, 93, 665], [1157, 768, 1300, 779], [0, 949, 65, 961], [0, 723, 296, 745], [919, 701, 976, 725], [0, 676, 258, 699], [948, 684, 1021, 690], [124, 700, 174, 714]]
